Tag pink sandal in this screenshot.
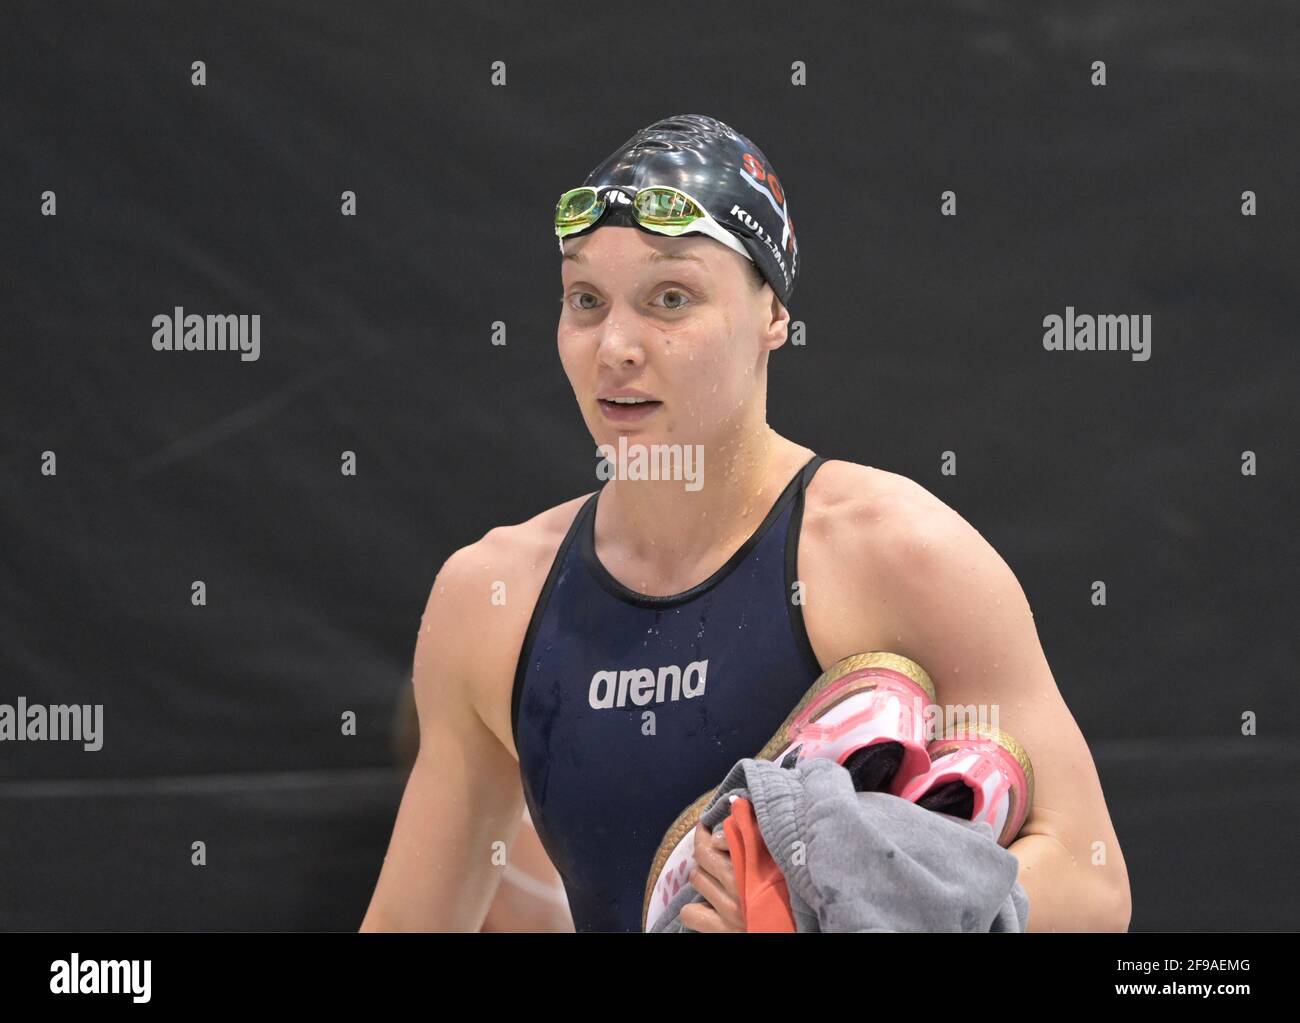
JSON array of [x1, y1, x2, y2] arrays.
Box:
[[898, 725, 1035, 847]]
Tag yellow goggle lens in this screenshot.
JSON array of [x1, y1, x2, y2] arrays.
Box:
[[634, 187, 703, 227], [555, 188, 602, 236]]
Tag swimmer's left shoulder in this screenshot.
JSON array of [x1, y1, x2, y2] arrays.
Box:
[[804, 459, 979, 571], [804, 458, 952, 529]]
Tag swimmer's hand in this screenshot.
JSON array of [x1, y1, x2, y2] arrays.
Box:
[[679, 822, 744, 933]]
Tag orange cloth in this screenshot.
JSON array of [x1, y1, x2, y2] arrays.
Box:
[[723, 796, 796, 932]]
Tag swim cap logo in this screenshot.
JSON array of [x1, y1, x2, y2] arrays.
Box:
[[739, 152, 797, 258], [588, 661, 708, 709], [730, 203, 791, 285]]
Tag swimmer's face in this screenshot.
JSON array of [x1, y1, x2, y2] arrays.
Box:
[[557, 226, 789, 448]]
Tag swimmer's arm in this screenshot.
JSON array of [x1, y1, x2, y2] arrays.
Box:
[[870, 498, 1132, 932], [361, 550, 524, 932]]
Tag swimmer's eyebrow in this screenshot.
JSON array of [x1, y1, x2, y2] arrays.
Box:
[[561, 250, 708, 267]]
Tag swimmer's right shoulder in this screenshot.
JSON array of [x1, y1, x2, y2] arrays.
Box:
[[442, 490, 594, 593], [421, 492, 595, 754]]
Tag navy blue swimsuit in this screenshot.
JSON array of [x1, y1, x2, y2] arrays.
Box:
[[511, 454, 828, 931]]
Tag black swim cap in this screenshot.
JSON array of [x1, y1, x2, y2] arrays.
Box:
[[576, 114, 799, 308]]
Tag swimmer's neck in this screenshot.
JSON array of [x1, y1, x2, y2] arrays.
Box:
[[593, 423, 809, 584]]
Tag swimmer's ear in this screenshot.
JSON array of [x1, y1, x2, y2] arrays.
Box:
[[762, 291, 791, 351]]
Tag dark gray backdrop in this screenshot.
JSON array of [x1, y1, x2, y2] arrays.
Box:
[[1, 0, 1296, 930]]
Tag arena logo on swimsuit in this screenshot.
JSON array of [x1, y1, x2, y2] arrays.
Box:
[[588, 660, 708, 710]]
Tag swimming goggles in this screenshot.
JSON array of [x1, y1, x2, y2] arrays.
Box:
[[554, 184, 753, 263]]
